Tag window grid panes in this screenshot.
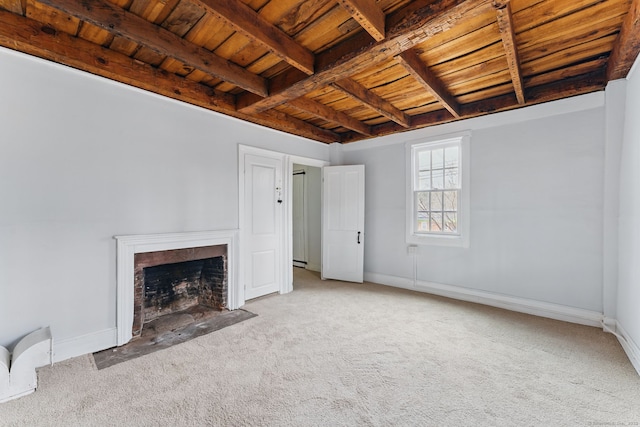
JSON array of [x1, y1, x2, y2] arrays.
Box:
[[414, 143, 460, 235]]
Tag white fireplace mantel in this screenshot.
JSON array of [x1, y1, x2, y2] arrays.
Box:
[[114, 230, 241, 346]]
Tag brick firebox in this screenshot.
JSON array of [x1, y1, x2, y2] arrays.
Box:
[[132, 245, 227, 338]]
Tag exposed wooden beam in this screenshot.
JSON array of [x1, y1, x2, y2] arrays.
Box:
[[494, 0, 525, 104], [0, 9, 338, 144], [337, 0, 385, 41], [332, 78, 411, 128], [397, 49, 461, 117], [288, 97, 373, 136], [238, 0, 495, 114], [607, 0, 640, 80], [259, 110, 340, 143], [38, 0, 269, 97], [342, 69, 606, 142], [195, 0, 314, 75]]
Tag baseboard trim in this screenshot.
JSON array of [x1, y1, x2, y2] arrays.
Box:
[[364, 272, 603, 327], [612, 321, 640, 376], [52, 328, 117, 363]]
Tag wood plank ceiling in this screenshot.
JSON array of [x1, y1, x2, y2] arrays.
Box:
[[1, 0, 638, 144]]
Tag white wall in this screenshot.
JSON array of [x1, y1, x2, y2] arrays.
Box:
[[617, 57, 640, 368], [304, 166, 322, 272], [0, 47, 329, 352], [343, 95, 606, 313], [603, 80, 626, 320], [291, 164, 321, 272], [3, 43, 638, 368]]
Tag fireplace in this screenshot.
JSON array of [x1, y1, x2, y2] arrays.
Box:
[[132, 245, 227, 338], [115, 230, 240, 346]]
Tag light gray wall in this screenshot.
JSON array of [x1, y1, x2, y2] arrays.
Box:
[[3, 44, 638, 365], [617, 60, 640, 350], [603, 80, 626, 319], [0, 47, 329, 349], [343, 97, 606, 311], [291, 164, 321, 272], [305, 166, 322, 272]]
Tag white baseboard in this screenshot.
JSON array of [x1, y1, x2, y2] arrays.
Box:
[[364, 272, 603, 327], [611, 321, 640, 376], [52, 328, 117, 363]]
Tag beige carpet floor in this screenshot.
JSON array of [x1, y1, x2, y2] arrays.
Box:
[[2, 268, 639, 426]]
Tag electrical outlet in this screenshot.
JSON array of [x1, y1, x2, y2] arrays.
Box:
[[407, 244, 418, 255]]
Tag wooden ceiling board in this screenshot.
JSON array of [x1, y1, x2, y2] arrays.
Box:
[[405, 102, 446, 116], [525, 57, 609, 88], [516, 2, 629, 51], [160, 1, 205, 36], [128, 0, 179, 24], [414, 14, 499, 68], [160, 57, 194, 77], [514, 0, 621, 34], [184, 14, 235, 52], [109, 36, 139, 56], [77, 21, 114, 47], [273, 0, 336, 37], [350, 58, 406, 89], [185, 69, 221, 86], [26, 0, 80, 35], [0, 0, 25, 14], [294, 4, 362, 53], [519, 20, 624, 67], [133, 45, 165, 66], [522, 35, 618, 77], [439, 55, 509, 95], [456, 83, 515, 104]]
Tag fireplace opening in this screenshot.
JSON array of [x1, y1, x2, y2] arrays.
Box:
[[143, 257, 226, 322], [133, 245, 227, 339]]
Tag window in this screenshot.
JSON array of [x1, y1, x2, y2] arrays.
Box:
[[406, 133, 470, 247]]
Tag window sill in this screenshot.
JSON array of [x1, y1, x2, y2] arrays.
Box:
[[407, 233, 469, 248]]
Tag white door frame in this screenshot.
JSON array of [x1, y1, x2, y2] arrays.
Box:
[[238, 145, 328, 300], [284, 155, 329, 293]]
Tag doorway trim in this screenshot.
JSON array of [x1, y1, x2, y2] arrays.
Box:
[[238, 145, 328, 298], [284, 155, 329, 293]]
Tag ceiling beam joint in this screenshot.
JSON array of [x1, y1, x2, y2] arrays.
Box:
[[288, 98, 373, 136], [397, 49, 461, 117], [194, 0, 315, 75], [332, 78, 411, 128], [337, 0, 385, 41]]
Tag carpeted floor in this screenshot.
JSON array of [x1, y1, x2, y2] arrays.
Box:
[[2, 268, 639, 426]]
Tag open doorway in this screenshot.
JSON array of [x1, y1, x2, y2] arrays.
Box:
[[292, 164, 322, 273], [239, 145, 329, 302]]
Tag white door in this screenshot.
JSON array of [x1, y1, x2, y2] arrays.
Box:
[[244, 154, 283, 300], [322, 165, 365, 283], [292, 169, 307, 268]]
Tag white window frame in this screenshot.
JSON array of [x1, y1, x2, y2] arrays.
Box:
[[406, 132, 470, 248]]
